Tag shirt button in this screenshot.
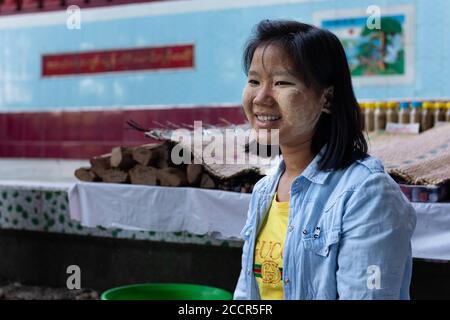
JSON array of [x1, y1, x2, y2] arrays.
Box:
[[245, 230, 250, 237], [288, 226, 294, 232], [302, 229, 308, 235], [284, 278, 290, 284]]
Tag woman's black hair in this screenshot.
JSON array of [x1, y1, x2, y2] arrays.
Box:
[[243, 19, 367, 170]]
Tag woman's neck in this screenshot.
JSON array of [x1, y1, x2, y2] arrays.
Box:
[[280, 140, 315, 178]]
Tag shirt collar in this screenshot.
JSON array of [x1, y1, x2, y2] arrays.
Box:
[[297, 144, 332, 185], [266, 144, 331, 193]]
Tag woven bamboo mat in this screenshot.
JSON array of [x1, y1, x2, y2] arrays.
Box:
[[145, 125, 280, 180], [368, 123, 450, 185], [145, 122, 450, 185]]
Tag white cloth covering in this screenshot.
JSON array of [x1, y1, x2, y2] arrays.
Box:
[[410, 202, 450, 260], [68, 182, 450, 260], [68, 182, 251, 240]]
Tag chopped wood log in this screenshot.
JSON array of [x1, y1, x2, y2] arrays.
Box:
[[101, 169, 129, 184], [132, 144, 160, 166], [186, 164, 203, 185], [155, 141, 171, 169], [200, 173, 215, 189], [157, 167, 187, 187], [110, 147, 136, 170], [240, 183, 252, 193], [89, 153, 111, 178], [74, 167, 99, 182], [221, 180, 231, 191], [129, 165, 158, 185]]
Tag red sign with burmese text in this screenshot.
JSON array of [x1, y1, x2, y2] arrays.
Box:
[[42, 44, 194, 77]]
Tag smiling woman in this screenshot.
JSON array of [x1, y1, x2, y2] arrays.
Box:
[[241, 19, 367, 171], [243, 45, 325, 148], [234, 19, 417, 300]]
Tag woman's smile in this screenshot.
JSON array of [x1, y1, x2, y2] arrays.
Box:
[[254, 112, 282, 129]]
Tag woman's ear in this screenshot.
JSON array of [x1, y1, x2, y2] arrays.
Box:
[[320, 86, 334, 114]]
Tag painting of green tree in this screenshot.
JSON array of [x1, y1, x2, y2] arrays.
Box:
[[353, 17, 404, 76], [321, 14, 406, 77]]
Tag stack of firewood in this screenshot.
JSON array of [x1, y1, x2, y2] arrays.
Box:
[[74, 141, 260, 193]]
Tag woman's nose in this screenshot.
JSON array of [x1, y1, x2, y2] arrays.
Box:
[[253, 85, 275, 106]]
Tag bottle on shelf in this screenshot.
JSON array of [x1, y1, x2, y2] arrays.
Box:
[[399, 101, 410, 124], [374, 101, 387, 130], [410, 101, 422, 126], [433, 101, 446, 124], [386, 101, 399, 123], [364, 102, 375, 132], [446, 102, 450, 122], [358, 102, 366, 129], [421, 101, 435, 131]]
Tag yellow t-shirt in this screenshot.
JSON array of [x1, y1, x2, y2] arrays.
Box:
[[253, 193, 289, 300]]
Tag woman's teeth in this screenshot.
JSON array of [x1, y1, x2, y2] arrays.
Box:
[[256, 115, 281, 121]]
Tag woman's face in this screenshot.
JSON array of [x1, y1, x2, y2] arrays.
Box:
[[242, 44, 325, 147]]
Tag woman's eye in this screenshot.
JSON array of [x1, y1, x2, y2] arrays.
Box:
[[275, 81, 293, 86], [248, 79, 259, 85]]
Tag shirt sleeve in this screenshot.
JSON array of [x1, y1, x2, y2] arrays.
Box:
[[233, 238, 251, 300], [233, 204, 255, 300], [233, 176, 268, 300], [336, 172, 417, 299]]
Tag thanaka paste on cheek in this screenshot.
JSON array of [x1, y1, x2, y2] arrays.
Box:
[[277, 88, 323, 145], [242, 86, 255, 125]]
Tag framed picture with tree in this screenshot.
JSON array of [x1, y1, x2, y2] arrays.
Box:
[[313, 5, 415, 86]]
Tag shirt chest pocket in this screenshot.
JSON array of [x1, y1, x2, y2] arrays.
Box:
[[302, 229, 340, 257]]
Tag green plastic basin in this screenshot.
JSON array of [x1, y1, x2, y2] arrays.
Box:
[[101, 283, 233, 300]]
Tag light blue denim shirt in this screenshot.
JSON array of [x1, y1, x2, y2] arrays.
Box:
[[234, 149, 417, 300]]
